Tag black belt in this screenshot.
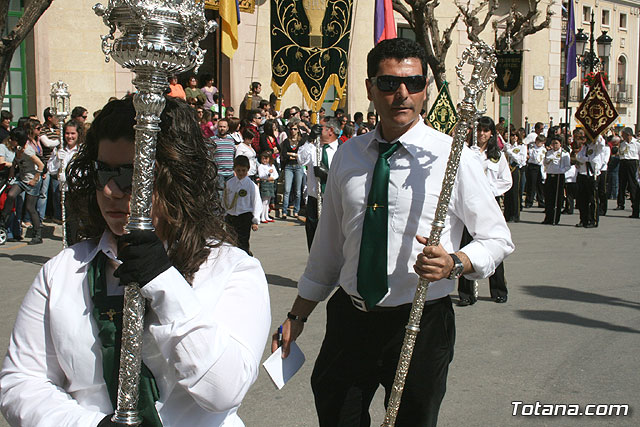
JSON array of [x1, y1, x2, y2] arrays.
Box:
[[339, 287, 447, 313]]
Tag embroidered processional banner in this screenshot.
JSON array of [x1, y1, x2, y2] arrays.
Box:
[[426, 81, 458, 135], [270, 0, 353, 114], [575, 72, 618, 140], [495, 52, 522, 95]]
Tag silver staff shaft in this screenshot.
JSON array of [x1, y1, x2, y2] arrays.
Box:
[[382, 42, 496, 427], [94, 1, 213, 424], [316, 136, 323, 218]]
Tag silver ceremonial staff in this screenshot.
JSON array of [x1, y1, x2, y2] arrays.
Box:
[[316, 136, 323, 218], [381, 41, 497, 427], [93, 1, 215, 424], [49, 81, 70, 248]]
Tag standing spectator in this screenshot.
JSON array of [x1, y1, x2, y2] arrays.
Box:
[[247, 109, 263, 153], [280, 119, 305, 219], [223, 155, 261, 255], [167, 75, 186, 100], [596, 141, 611, 216], [39, 108, 61, 221], [339, 123, 355, 143], [197, 108, 215, 139], [0, 110, 12, 142], [239, 82, 263, 119], [200, 74, 218, 109], [615, 127, 640, 216], [211, 93, 226, 117], [607, 144, 620, 200], [227, 117, 242, 144], [353, 112, 363, 132], [70, 106, 88, 125], [297, 117, 340, 249], [260, 119, 280, 162], [47, 120, 83, 244], [185, 75, 206, 107], [226, 106, 235, 119], [0, 128, 45, 244], [365, 111, 377, 130], [524, 134, 547, 208], [212, 118, 235, 193], [236, 128, 258, 179], [257, 151, 278, 223], [524, 121, 544, 145]]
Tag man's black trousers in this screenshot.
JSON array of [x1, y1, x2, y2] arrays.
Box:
[[311, 287, 455, 427]]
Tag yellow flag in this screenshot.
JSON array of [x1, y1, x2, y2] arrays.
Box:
[[220, 0, 238, 59]]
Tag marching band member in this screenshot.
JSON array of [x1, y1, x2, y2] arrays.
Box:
[[542, 135, 571, 225], [503, 131, 527, 222]]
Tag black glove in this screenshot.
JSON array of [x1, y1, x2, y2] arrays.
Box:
[[309, 124, 323, 140], [97, 414, 127, 427], [313, 164, 329, 183], [114, 230, 172, 287]]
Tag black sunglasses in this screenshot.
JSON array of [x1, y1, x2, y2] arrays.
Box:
[[370, 75, 427, 93], [93, 161, 134, 193]]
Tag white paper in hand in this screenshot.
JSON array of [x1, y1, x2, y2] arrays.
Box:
[[262, 341, 305, 389]]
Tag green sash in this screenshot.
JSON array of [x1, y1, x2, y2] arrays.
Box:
[[88, 251, 163, 426]]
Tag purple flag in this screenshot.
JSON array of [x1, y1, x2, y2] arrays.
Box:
[[565, 0, 577, 85]]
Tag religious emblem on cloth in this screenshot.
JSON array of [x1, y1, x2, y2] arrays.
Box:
[[495, 52, 523, 94], [575, 72, 618, 140], [238, 189, 248, 197], [270, 0, 353, 113], [426, 81, 458, 135]]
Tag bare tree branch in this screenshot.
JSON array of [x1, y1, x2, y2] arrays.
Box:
[[0, 0, 54, 106], [457, 0, 499, 42], [392, 0, 413, 26], [496, 0, 554, 51]]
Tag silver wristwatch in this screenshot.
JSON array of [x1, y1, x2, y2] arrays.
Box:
[[447, 253, 464, 280]]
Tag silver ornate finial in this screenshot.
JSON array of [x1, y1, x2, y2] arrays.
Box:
[[92, 1, 215, 425], [50, 81, 71, 248]]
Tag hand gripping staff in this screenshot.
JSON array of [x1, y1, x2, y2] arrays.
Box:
[[93, 1, 216, 424], [382, 41, 497, 427]]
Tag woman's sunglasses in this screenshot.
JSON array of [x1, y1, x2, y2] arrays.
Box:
[[369, 75, 427, 93], [93, 161, 134, 193]]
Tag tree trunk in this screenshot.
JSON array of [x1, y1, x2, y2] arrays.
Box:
[[0, 0, 54, 107]]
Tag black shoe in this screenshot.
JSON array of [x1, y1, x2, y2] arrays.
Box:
[[541, 220, 553, 225], [495, 296, 508, 303], [575, 222, 583, 227], [584, 223, 596, 228], [629, 214, 639, 219], [614, 206, 625, 210], [457, 298, 472, 307]]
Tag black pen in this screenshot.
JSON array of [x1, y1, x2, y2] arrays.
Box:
[[277, 325, 283, 348]]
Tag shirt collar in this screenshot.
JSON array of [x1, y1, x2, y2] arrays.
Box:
[[368, 119, 429, 159], [325, 139, 339, 150], [79, 230, 120, 266]]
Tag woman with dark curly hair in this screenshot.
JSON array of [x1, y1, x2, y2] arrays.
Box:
[[0, 96, 271, 426]]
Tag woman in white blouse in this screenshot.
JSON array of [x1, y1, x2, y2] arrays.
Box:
[[0, 96, 271, 427], [458, 116, 512, 306]]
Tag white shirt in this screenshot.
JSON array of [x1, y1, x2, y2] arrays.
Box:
[[524, 131, 540, 145], [619, 137, 640, 160], [235, 143, 257, 176], [598, 145, 611, 172], [470, 147, 512, 196], [505, 142, 527, 168], [297, 121, 514, 306], [0, 232, 271, 427], [527, 144, 547, 165], [257, 163, 279, 181], [223, 175, 262, 224], [576, 138, 606, 177], [297, 139, 338, 198], [47, 145, 79, 187], [565, 165, 577, 183], [543, 149, 571, 175]]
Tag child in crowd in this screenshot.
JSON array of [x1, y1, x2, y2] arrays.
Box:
[[542, 135, 571, 225], [223, 155, 261, 255], [235, 128, 258, 180], [257, 151, 278, 223]]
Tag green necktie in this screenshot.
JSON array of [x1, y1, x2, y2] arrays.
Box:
[[320, 144, 329, 193], [357, 141, 401, 309]]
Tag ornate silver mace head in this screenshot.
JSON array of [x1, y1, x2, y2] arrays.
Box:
[[455, 41, 497, 116], [50, 81, 71, 122]]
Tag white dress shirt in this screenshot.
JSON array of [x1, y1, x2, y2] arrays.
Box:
[[598, 145, 611, 172], [619, 137, 640, 160], [527, 144, 547, 165], [470, 147, 512, 196], [297, 121, 514, 306], [524, 131, 539, 146], [505, 143, 527, 168], [223, 176, 262, 224], [565, 165, 577, 183], [297, 139, 338, 198], [257, 163, 279, 181], [235, 143, 257, 176], [576, 138, 606, 177], [0, 232, 271, 427], [543, 149, 571, 175]]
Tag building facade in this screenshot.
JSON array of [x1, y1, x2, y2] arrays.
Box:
[[4, 0, 639, 131]]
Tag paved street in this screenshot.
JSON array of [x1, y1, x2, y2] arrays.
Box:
[[1, 202, 639, 426]]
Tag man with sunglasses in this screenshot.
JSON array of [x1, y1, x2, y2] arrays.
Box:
[[273, 38, 513, 426]]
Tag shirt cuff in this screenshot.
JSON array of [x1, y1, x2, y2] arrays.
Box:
[[297, 274, 336, 302], [140, 267, 200, 324], [460, 241, 496, 280]]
